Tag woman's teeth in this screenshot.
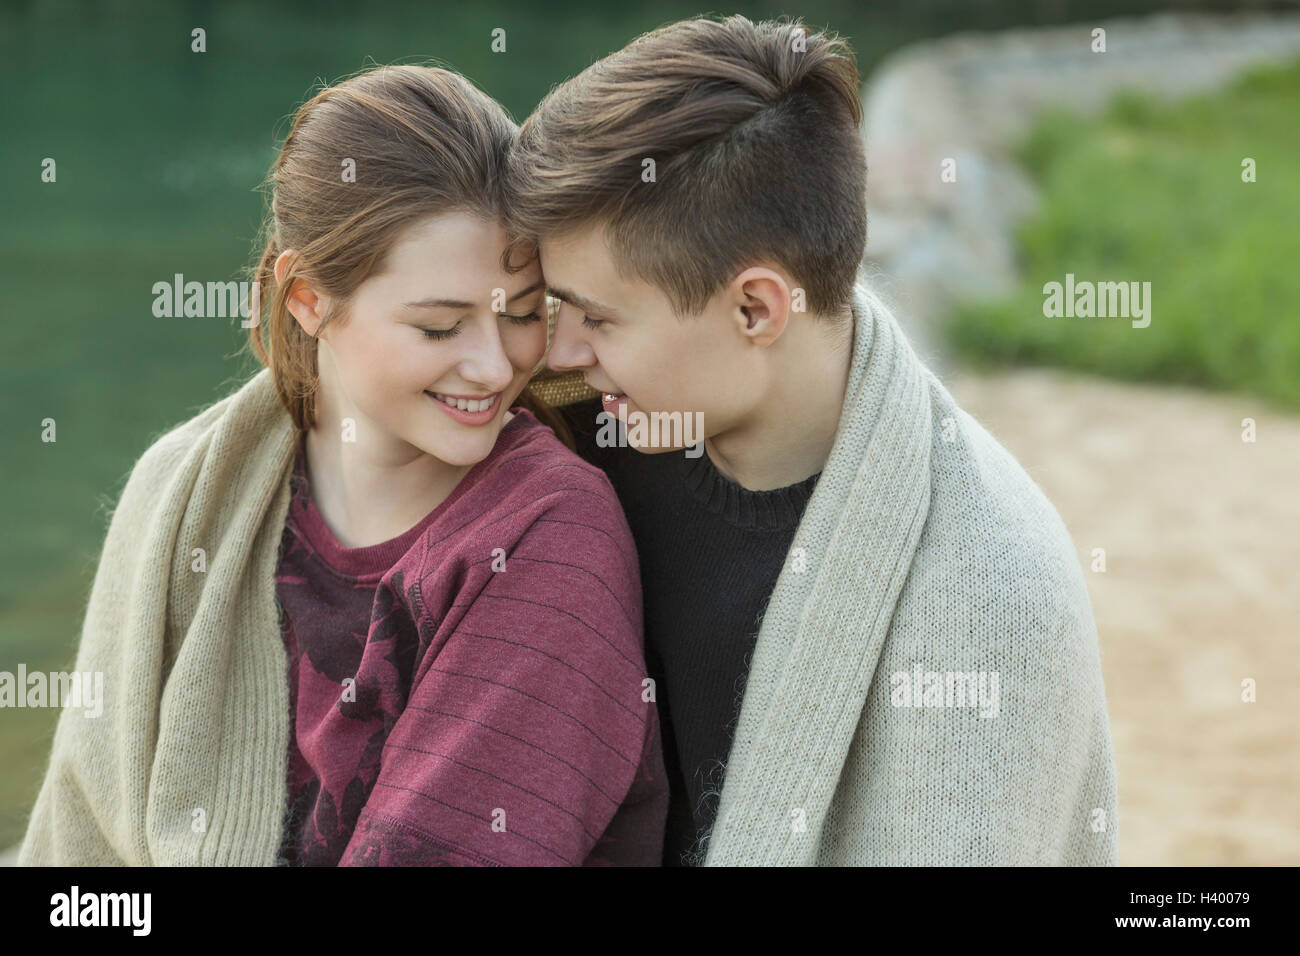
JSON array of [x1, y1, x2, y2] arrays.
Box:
[[431, 392, 496, 412]]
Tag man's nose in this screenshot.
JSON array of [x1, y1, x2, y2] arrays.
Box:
[[546, 308, 595, 372]]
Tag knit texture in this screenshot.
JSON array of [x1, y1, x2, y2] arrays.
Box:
[[700, 280, 1119, 865], [19, 370, 297, 865]]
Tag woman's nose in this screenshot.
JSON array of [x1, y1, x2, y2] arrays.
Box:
[[458, 321, 517, 389]]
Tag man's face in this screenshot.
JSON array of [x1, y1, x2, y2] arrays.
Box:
[[540, 226, 762, 453]]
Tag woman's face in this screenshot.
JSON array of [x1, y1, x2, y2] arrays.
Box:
[[301, 211, 548, 468]]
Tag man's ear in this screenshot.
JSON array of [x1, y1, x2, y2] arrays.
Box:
[[274, 249, 330, 337], [729, 267, 792, 345]]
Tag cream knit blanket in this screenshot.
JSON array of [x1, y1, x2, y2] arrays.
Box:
[[701, 280, 1118, 865], [20, 369, 297, 865]]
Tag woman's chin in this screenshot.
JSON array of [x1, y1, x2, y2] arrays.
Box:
[[423, 431, 496, 468]]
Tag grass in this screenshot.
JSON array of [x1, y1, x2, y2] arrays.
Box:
[[947, 57, 1300, 408]]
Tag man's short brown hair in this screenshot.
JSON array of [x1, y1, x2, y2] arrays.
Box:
[[503, 15, 867, 318]]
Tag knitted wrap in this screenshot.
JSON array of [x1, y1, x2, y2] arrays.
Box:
[[20, 369, 297, 865], [703, 281, 1118, 865]]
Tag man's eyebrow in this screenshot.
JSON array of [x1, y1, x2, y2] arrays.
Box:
[[546, 286, 620, 319], [402, 279, 546, 311]]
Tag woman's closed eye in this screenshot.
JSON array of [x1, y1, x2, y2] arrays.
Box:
[[581, 316, 604, 331], [419, 311, 544, 341]]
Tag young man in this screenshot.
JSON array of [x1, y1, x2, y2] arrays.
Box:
[[505, 15, 1118, 866]]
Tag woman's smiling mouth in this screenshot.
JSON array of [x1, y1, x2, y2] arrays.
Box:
[[426, 390, 502, 425]]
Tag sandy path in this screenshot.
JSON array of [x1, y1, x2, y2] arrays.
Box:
[[947, 366, 1300, 865]]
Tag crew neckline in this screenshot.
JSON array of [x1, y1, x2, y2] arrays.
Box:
[[678, 440, 821, 531], [289, 408, 535, 578]]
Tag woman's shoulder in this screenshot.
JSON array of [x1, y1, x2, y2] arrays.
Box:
[[118, 370, 291, 516], [462, 409, 638, 570], [493, 407, 624, 507], [119, 392, 239, 499]]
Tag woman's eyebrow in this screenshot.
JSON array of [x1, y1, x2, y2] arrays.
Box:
[[403, 279, 546, 311]]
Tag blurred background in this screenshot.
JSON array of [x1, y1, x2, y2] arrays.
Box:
[[2, 0, 1297, 863]]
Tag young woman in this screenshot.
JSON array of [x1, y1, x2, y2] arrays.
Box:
[[19, 64, 667, 867]]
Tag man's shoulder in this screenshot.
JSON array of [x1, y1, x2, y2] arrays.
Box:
[[902, 383, 1098, 651], [925, 383, 1077, 555]]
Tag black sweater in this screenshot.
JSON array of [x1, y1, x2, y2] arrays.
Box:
[[558, 399, 820, 866]]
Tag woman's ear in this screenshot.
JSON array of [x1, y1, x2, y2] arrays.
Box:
[[274, 249, 330, 337]]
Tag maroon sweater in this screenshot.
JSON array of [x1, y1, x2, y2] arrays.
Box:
[[273, 408, 667, 866]]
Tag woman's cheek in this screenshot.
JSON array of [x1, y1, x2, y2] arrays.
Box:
[[379, 326, 433, 384]]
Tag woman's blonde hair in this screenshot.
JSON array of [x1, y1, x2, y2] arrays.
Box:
[[244, 63, 574, 448]]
